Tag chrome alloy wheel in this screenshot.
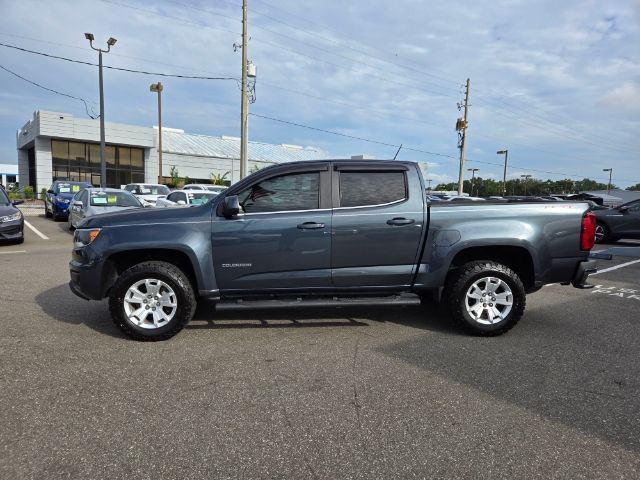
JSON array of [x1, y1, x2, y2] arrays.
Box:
[[465, 276, 513, 325], [594, 224, 605, 243], [123, 278, 178, 329]]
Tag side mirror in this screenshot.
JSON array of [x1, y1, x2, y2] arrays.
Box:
[[222, 195, 240, 218], [74, 201, 84, 208], [47, 189, 54, 194], [177, 200, 186, 205], [12, 200, 24, 206]]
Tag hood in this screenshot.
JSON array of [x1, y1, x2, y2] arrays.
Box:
[[78, 200, 217, 229], [55, 192, 76, 199], [0, 202, 19, 216]]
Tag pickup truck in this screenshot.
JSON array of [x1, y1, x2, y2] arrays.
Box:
[[69, 160, 597, 341]]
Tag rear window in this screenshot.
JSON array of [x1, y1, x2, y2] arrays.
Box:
[[90, 191, 141, 207], [339, 172, 406, 208]]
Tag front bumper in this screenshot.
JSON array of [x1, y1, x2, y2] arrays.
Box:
[[0, 220, 24, 241], [571, 259, 598, 289], [69, 247, 108, 301]]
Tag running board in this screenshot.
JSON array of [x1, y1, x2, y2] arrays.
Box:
[[216, 295, 421, 310]]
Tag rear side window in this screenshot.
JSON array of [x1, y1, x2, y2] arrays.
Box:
[[239, 172, 319, 213], [339, 171, 406, 208]]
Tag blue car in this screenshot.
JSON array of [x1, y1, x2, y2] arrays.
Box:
[[45, 180, 92, 221]]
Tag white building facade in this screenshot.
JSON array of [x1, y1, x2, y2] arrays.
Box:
[[0, 163, 18, 187], [17, 111, 328, 193]]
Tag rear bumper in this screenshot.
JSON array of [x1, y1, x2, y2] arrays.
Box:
[[571, 259, 598, 289]]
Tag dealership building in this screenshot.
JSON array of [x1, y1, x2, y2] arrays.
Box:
[[17, 110, 329, 193]]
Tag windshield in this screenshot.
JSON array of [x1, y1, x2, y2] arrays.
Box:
[[56, 182, 89, 194], [0, 188, 9, 204], [188, 192, 216, 206], [138, 185, 170, 195], [90, 191, 142, 207]]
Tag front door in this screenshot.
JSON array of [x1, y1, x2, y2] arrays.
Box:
[[212, 167, 332, 292]]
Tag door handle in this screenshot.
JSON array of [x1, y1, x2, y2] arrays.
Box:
[[386, 218, 415, 226], [297, 222, 325, 230]]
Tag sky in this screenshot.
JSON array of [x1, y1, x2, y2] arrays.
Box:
[[0, 0, 639, 188]]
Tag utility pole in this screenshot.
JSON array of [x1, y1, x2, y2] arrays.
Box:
[[497, 149, 508, 196], [239, 0, 249, 180], [521, 174, 532, 196], [603, 168, 612, 195], [467, 168, 479, 196], [456, 78, 470, 195], [150, 82, 163, 184]]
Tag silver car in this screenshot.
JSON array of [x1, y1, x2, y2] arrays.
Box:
[[155, 190, 217, 208], [68, 188, 143, 230]]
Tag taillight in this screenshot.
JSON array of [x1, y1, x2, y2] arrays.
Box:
[[580, 211, 596, 251]]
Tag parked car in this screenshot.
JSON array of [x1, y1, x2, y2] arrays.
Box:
[[0, 187, 24, 243], [593, 199, 640, 243], [69, 159, 597, 341], [68, 188, 143, 230], [183, 184, 228, 194], [124, 183, 170, 206], [45, 180, 93, 221], [155, 190, 217, 208]]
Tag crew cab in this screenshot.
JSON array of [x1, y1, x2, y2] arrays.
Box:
[[69, 160, 597, 341]]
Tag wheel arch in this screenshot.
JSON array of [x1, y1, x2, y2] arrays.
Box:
[[102, 249, 200, 298], [447, 245, 535, 290]]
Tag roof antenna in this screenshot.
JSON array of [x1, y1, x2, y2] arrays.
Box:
[[393, 144, 403, 160]]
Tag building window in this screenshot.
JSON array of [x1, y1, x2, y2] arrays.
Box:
[[51, 140, 145, 187]]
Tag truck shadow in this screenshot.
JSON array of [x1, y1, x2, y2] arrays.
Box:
[[187, 300, 463, 335], [35, 284, 462, 338], [377, 294, 640, 452]]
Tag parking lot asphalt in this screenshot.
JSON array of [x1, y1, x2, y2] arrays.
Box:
[[1, 215, 639, 479]]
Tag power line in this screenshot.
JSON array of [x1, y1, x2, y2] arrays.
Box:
[[0, 42, 239, 81], [0, 64, 98, 118], [250, 112, 639, 183]]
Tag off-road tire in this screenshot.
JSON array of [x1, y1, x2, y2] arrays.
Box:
[[109, 261, 197, 341], [444, 260, 526, 336]]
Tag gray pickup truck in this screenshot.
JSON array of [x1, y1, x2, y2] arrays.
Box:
[[69, 160, 597, 341]]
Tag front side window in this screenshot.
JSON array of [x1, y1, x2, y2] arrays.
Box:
[[238, 172, 319, 213], [339, 171, 406, 208]]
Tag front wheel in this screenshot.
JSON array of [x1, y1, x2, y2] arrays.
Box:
[[108, 261, 197, 341], [444, 261, 526, 336]]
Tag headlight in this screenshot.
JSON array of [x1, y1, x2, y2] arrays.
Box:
[[73, 228, 101, 247], [57, 197, 70, 204], [0, 211, 22, 223]]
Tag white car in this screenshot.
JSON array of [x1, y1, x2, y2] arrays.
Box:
[[183, 184, 228, 194], [124, 183, 171, 206], [155, 190, 218, 208]]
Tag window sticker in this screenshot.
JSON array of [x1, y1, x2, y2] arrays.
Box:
[[107, 195, 118, 204], [92, 196, 108, 205], [72, 185, 81, 192]]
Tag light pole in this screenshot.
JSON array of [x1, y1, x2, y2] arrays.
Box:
[[85, 33, 116, 188], [497, 149, 508, 196], [602, 168, 612, 195], [150, 82, 163, 184], [467, 168, 479, 196], [521, 174, 532, 196]]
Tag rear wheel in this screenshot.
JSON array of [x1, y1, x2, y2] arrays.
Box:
[[444, 261, 526, 336], [108, 261, 197, 341], [594, 222, 608, 244]]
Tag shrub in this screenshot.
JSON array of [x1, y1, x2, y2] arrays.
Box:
[[24, 186, 34, 200]]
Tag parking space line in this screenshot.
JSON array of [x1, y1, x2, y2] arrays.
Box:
[[0, 250, 26, 255], [24, 220, 49, 240], [591, 259, 640, 276]]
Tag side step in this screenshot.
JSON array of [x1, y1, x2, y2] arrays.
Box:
[[216, 294, 421, 310]]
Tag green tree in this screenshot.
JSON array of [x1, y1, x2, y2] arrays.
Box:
[[169, 165, 180, 187], [626, 183, 640, 191], [211, 171, 230, 186]]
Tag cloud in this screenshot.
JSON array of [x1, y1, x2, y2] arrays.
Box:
[[598, 82, 640, 110]]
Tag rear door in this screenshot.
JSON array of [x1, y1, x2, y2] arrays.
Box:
[[212, 164, 332, 292], [330, 163, 426, 287]]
